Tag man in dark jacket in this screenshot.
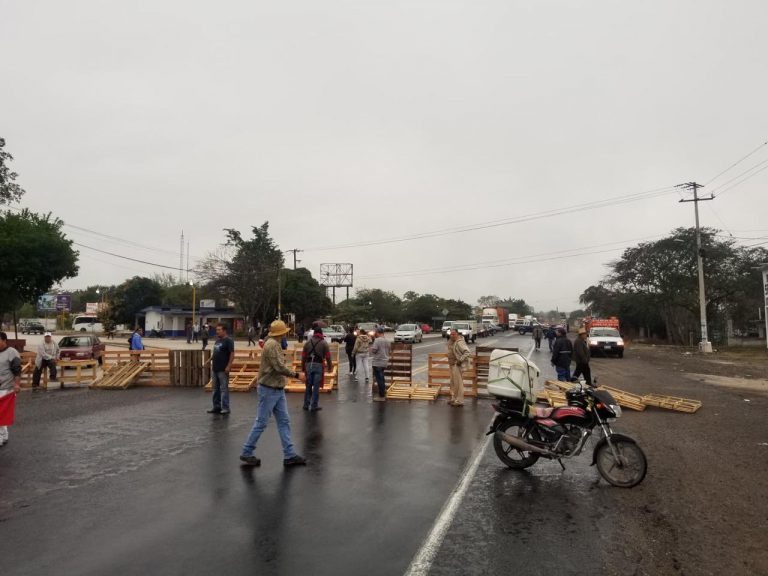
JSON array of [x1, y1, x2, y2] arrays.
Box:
[[301, 327, 333, 412], [572, 327, 592, 385], [551, 327, 573, 382]]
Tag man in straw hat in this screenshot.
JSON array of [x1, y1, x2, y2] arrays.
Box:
[[240, 320, 307, 467]]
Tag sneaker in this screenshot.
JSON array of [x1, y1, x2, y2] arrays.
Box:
[[284, 455, 307, 467], [348, 371, 354, 375], [373, 397, 386, 402], [239, 455, 261, 466], [310, 406, 322, 412], [302, 405, 310, 411], [206, 408, 222, 414], [220, 410, 230, 415]]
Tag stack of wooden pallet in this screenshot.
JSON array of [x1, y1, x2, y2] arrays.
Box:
[[91, 362, 149, 390], [385, 382, 439, 401], [541, 380, 701, 413]]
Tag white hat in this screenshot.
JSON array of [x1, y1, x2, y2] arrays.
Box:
[[44, 332, 52, 337]]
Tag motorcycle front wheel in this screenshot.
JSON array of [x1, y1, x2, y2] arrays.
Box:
[[493, 421, 541, 470], [595, 439, 647, 488]]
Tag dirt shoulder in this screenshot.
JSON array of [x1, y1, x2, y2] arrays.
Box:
[[589, 346, 768, 575]]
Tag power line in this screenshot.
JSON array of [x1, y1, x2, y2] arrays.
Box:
[[712, 160, 768, 198], [72, 242, 196, 272], [306, 186, 678, 252], [705, 140, 768, 186]]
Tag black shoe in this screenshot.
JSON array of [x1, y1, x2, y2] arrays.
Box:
[[207, 408, 222, 414], [240, 455, 261, 466], [302, 405, 310, 411], [284, 455, 307, 467], [310, 406, 322, 412], [220, 410, 230, 415]]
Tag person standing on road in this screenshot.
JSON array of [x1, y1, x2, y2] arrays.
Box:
[[0, 333, 22, 447], [301, 326, 333, 412], [370, 327, 391, 402], [130, 328, 145, 352], [247, 325, 257, 347], [193, 324, 199, 343], [532, 324, 544, 351], [186, 323, 193, 344], [551, 327, 574, 382], [343, 327, 356, 377], [201, 322, 210, 351], [545, 326, 556, 351], [207, 323, 235, 415], [447, 329, 471, 407], [32, 332, 59, 389], [352, 328, 372, 382], [572, 328, 592, 386], [240, 320, 307, 468]]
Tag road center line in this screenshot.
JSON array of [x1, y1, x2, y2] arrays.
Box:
[[404, 340, 536, 576]]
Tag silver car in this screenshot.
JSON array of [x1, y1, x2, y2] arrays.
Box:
[[394, 323, 423, 343]]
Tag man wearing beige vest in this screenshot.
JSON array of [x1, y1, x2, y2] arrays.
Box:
[[447, 329, 471, 406]]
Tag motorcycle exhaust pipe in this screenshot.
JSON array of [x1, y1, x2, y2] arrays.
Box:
[[495, 431, 551, 455]]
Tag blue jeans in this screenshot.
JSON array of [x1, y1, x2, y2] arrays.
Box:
[[373, 366, 386, 397], [211, 371, 230, 411], [304, 364, 324, 409], [241, 385, 297, 459], [555, 366, 571, 382]]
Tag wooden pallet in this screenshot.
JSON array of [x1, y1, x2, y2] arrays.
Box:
[[91, 362, 149, 389], [204, 361, 260, 392], [642, 394, 702, 413], [598, 386, 647, 411], [544, 380, 573, 392], [385, 382, 439, 401]]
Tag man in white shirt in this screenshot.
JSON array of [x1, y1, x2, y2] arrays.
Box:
[[33, 332, 59, 389]]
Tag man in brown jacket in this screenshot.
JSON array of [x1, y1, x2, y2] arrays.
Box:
[[447, 329, 471, 406], [572, 327, 592, 386]]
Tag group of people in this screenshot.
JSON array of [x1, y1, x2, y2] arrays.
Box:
[[548, 326, 592, 385], [340, 327, 391, 401]]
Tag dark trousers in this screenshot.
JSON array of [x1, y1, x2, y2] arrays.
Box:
[[346, 350, 355, 373], [202, 339, 208, 350], [304, 364, 324, 409], [248, 336, 256, 347], [373, 366, 386, 397], [534, 337, 542, 350], [33, 359, 57, 386], [573, 363, 592, 386], [547, 338, 554, 351]]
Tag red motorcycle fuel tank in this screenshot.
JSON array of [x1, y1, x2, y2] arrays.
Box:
[[550, 406, 589, 424]]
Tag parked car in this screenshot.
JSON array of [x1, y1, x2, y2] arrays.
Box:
[[355, 322, 378, 337], [21, 322, 46, 335], [324, 325, 346, 343], [421, 324, 432, 334], [517, 322, 544, 335], [588, 327, 625, 358], [394, 324, 423, 343], [58, 335, 106, 364]]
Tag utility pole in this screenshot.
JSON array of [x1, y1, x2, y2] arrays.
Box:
[[677, 182, 715, 353], [286, 249, 303, 270]]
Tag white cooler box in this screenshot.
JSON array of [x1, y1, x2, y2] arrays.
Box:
[[486, 350, 540, 400]]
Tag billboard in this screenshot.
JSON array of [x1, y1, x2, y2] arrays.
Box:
[[38, 294, 71, 312], [200, 299, 216, 309]]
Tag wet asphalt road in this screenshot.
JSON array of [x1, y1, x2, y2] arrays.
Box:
[[1, 332, 524, 576]]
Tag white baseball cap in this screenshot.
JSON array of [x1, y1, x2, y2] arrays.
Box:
[[44, 332, 52, 337]]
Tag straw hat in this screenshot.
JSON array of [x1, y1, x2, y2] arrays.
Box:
[[268, 320, 290, 337]]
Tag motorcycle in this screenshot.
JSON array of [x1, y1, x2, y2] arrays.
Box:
[[486, 351, 647, 488]]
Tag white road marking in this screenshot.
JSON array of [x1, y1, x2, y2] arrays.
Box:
[[404, 340, 536, 576]]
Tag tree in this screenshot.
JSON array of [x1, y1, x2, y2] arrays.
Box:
[[404, 293, 442, 323], [111, 277, 164, 326], [477, 295, 501, 308], [281, 268, 333, 327], [498, 297, 534, 317], [0, 209, 79, 320], [579, 227, 768, 343], [199, 223, 284, 326], [0, 138, 26, 205]]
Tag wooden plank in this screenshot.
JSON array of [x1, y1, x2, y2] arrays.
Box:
[[642, 394, 702, 413], [598, 386, 647, 412]]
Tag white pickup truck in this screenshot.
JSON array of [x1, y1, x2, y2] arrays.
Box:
[[451, 320, 477, 343]]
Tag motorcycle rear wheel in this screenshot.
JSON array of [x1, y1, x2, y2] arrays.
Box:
[[493, 421, 541, 470], [595, 439, 647, 488]]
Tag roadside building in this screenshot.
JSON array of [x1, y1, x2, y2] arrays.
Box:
[[138, 306, 245, 337]]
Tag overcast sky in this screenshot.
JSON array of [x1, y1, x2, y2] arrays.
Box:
[[2, 0, 767, 312]]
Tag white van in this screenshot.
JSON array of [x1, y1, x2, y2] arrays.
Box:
[[452, 320, 477, 343], [72, 315, 104, 333]]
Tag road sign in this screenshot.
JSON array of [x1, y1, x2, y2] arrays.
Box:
[[441, 308, 449, 316]]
